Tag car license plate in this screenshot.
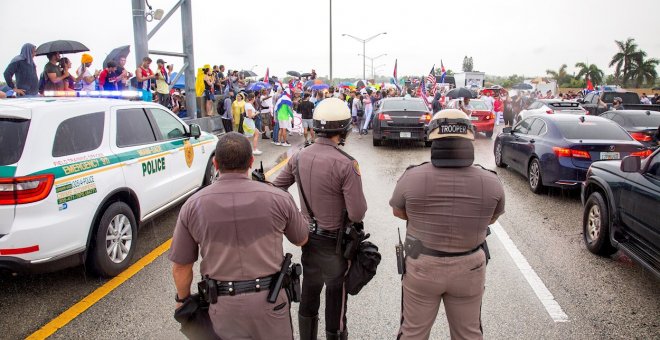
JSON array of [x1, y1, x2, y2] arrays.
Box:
[[400, 132, 411, 138], [600, 152, 620, 160], [470, 116, 479, 121]]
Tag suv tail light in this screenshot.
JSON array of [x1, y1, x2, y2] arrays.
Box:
[[419, 113, 432, 123], [378, 113, 392, 121], [630, 132, 652, 142], [546, 109, 554, 114], [0, 174, 54, 205], [631, 149, 652, 158], [553, 147, 591, 160]]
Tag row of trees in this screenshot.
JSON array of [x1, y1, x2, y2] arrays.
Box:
[[545, 38, 658, 88]]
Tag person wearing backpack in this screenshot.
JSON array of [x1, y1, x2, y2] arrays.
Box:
[[220, 90, 234, 133], [352, 93, 364, 138]]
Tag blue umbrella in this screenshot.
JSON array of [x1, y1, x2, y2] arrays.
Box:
[[169, 72, 186, 89], [311, 84, 329, 91], [247, 81, 272, 91]]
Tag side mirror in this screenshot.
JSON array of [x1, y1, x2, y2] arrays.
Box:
[[620, 156, 641, 173], [189, 124, 202, 139], [503, 127, 512, 134]]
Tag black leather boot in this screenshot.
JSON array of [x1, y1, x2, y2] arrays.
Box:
[[325, 330, 348, 340], [298, 314, 319, 340]]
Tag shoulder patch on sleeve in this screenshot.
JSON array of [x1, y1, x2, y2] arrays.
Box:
[[352, 160, 361, 176], [474, 164, 497, 175]]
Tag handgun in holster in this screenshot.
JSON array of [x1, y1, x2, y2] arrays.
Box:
[[198, 275, 218, 304], [251, 161, 267, 183], [336, 209, 366, 260], [403, 235, 423, 259], [286, 263, 303, 303]]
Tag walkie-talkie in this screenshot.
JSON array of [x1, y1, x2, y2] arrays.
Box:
[[251, 161, 266, 182], [395, 228, 406, 275]]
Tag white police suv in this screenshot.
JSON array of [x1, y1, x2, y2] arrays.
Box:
[[0, 97, 218, 276]]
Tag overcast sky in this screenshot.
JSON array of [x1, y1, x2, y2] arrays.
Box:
[[2, 0, 659, 81]]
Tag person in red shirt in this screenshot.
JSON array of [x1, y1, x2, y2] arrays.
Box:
[[98, 61, 118, 91], [493, 95, 504, 126]]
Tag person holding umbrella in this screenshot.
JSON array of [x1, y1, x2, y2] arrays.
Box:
[[44, 52, 69, 91], [3, 43, 39, 96]]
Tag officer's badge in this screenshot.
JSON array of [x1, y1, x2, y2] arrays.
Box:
[[352, 160, 361, 176], [184, 140, 194, 168]]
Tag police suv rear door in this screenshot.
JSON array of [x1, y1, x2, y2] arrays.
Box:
[[110, 105, 173, 217]]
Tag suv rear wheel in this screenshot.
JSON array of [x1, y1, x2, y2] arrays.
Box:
[[494, 141, 506, 168], [372, 138, 382, 147], [583, 192, 616, 256], [203, 155, 218, 186], [485, 131, 494, 138], [528, 158, 546, 194], [89, 201, 137, 277]]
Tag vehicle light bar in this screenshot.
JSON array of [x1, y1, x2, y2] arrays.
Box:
[[43, 90, 142, 99]]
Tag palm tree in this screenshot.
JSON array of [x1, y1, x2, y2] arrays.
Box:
[[546, 64, 569, 85], [575, 62, 604, 86], [609, 38, 644, 86], [630, 56, 659, 87]]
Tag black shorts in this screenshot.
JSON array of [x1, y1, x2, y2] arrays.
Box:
[[204, 90, 215, 101]]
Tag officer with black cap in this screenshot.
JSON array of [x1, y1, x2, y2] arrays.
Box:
[[389, 109, 505, 340], [272, 98, 368, 340]]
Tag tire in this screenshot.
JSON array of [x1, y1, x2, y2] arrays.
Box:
[[424, 140, 432, 147], [372, 138, 382, 147], [494, 141, 506, 168], [527, 158, 546, 194], [203, 155, 218, 187], [583, 192, 616, 256], [485, 130, 494, 138], [89, 202, 137, 277]]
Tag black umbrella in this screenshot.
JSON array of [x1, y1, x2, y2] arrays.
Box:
[[240, 70, 257, 77], [300, 72, 312, 78], [287, 71, 301, 78], [446, 87, 474, 99], [103, 45, 131, 68], [36, 40, 89, 56], [512, 83, 533, 90], [258, 77, 276, 85]]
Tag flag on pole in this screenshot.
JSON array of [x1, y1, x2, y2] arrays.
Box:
[[427, 65, 437, 94], [392, 59, 401, 92], [586, 74, 594, 91], [440, 60, 447, 83], [418, 79, 431, 110], [263, 67, 269, 84]]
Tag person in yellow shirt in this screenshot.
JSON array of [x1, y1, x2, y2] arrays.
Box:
[[232, 92, 246, 131]]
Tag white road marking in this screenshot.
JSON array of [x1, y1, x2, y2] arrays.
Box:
[[491, 221, 570, 322]]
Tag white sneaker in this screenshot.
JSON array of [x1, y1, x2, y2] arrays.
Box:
[[282, 142, 291, 147], [253, 149, 263, 155]]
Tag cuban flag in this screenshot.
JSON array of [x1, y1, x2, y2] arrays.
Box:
[[440, 60, 447, 83], [392, 59, 401, 92], [275, 88, 294, 120]]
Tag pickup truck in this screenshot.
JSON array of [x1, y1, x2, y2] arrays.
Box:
[[579, 91, 660, 115], [581, 150, 660, 278]]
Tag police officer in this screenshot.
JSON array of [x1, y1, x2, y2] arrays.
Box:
[[272, 98, 367, 340], [170, 132, 309, 339], [389, 109, 505, 340]]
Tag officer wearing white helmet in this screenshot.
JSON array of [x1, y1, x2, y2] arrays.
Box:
[[390, 109, 505, 340], [272, 98, 368, 340]]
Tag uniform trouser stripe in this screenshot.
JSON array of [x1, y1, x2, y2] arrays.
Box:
[[397, 276, 405, 340]]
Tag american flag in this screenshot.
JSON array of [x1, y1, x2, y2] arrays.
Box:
[[426, 65, 436, 93], [418, 79, 431, 110]]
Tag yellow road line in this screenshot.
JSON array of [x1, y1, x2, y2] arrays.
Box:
[[27, 239, 172, 340], [27, 155, 291, 340]]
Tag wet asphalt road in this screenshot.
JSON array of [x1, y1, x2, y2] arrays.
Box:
[[1, 127, 658, 340]]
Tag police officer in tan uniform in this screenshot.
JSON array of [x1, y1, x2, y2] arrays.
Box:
[[390, 109, 505, 340], [170, 132, 309, 340], [272, 98, 367, 340]]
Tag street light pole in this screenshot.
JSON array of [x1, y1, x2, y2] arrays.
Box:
[[342, 32, 387, 80], [358, 53, 387, 80]]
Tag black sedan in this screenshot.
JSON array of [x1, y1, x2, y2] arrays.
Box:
[[371, 97, 432, 147], [581, 149, 660, 278], [598, 110, 660, 149], [494, 114, 650, 193]]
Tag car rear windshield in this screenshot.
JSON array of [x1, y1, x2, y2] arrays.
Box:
[[556, 119, 632, 140], [468, 101, 488, 110], [601, 92, 639, 104], [0, 118, 31, 165], [627, 113, 660, 127], [549, 102, 581, 109], [382, 100, 428, 112]]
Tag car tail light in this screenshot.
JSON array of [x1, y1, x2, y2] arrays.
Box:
[[630, 132, 652, 142], [378, 113, 392, 121], [419, 113, 432, 123], [553, 147, 591, 160], [0, 174, 54, 205], [546, 109, 554, 114], [631, 149, 652, 158]]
